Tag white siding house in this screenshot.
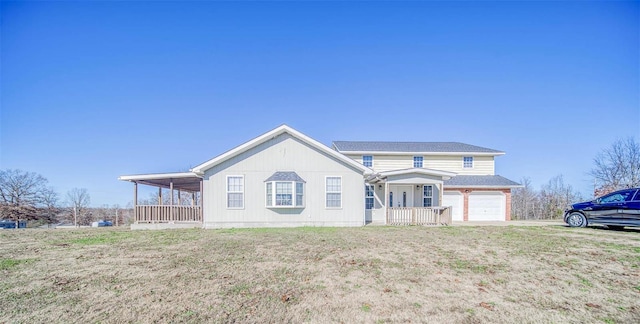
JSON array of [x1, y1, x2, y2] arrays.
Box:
[[333, 141, 520, 223], [120, 125, 372, 229], [196, 131, 369, 228], [119, 125, 520, 229]]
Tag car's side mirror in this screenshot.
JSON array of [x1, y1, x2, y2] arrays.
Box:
[[593, 198, 601, 204]]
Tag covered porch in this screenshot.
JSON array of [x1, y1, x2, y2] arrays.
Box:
[[119, 172, 203, 229], [366, 168, 456, 226]]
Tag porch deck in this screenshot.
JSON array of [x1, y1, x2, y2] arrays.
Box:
[[387, 207, 452, 226]]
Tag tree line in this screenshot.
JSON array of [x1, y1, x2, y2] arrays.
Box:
[[511, 137, 640, 219], [0, 170, 132, 226]]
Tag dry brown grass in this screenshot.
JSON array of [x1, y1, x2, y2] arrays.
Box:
[[1, 225, 639, 323]]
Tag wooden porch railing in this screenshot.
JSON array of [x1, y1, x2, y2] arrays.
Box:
[[135, 205, 202, 223], [387, 207, 452, 226]]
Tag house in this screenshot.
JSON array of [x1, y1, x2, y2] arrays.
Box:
[[332, 141, 521, 223], [119, 125, 520, 230]]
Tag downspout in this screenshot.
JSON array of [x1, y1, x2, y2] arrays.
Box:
[[200, 178, 204, 228]]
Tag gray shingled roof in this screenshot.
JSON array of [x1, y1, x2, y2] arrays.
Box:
[[332, 141, 503, 154], [264, 171, 306, 183], [444, 175, 521, 188]]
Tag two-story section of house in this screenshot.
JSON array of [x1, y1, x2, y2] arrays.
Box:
[[332, 141, 521, 223]]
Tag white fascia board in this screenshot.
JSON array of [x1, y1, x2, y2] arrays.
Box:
[[118, 172, 201, 181], [379, 168, 457, 178], [338, 151, 505, 156], [190, 125, 373, 175]]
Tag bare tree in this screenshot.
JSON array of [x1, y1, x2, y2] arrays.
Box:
[[39, 187, 61, 226], [0, 169, 50, 222], [538, 175, 583, 219], [66, 188, 91, 226], [511, 177, 540, 220], [591, 137, 640, 195]]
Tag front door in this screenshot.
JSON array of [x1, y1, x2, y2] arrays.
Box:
[[390, 185, 413, 208]]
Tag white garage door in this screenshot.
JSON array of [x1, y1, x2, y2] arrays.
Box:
[[443, 191, 463, 221], [468, 192, 506, 221]]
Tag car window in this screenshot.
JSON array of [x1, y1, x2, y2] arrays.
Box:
[[632, 190, 640, 201], [599, 190, 635, 203]]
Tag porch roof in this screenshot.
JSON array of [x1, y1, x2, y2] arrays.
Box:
[[367, 168, 456, 183], [119, 172, 202, 192]]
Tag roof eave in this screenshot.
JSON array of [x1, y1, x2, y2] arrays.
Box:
[[118, 172, 202, 182], [337, 151, 505, 156]]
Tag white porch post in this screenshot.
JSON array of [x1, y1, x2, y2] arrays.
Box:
[[384, 182, 389, 225], [170, 181, 174, 221], [133, 182, 138, 224], [438, 183, 443, 207], [158, 187, 162, 205]]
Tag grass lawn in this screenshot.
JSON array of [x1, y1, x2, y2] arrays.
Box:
[[1, 225, 639, 323]]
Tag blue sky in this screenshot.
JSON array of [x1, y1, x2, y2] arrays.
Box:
[[1, 1, 638, 207]]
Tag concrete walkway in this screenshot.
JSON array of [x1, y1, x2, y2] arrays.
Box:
[[451, 220, 565, 227]]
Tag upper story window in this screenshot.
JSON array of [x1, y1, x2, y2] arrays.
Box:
[[265, 172, 305, 208], [362, 155, 373, 168], [326, 176, 342, 208], [413, 156, 423, 168], [463, 156, 474, 168], [365, 185, 374, 209], [227, 175, 244, 209]]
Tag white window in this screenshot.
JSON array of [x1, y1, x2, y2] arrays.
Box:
[[413, 156, 423, 168], [296, 182, 304, 206], [326, 176, 342, 208], [463, 156, 473, 168], [227, 176, 244, 209], [362, 155, 373, 168], [265, 181, 304, 207], [423, 185, 433, 207], [365, 185, 374, 209], [276, 182, 292, 206], [266, 182, 273, 207]]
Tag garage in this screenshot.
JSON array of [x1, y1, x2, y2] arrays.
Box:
[[443, 191, 463, 221], [468, 191, 506, 221]]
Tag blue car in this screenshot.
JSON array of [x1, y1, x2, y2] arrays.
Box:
[[564, 188, 640, 229]]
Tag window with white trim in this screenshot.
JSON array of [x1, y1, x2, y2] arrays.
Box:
[[365, 185, 374, 209], [265, 181, 304, 207], [463, 156, 473, 168], [326, 177, 342, 208], [362, 155, 373, 168], [296, 182, 304, 206], [266, 182, 273, 207], [227, 176, 244, 208], [413, 156, 423, 168], [423, 185, 433, 207]]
